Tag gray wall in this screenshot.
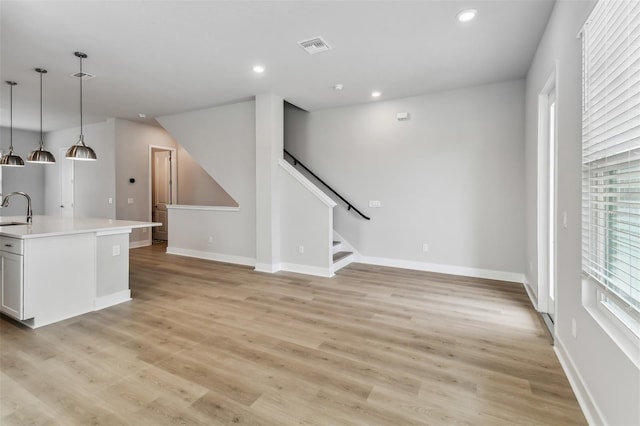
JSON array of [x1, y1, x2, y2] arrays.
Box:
[[114, 118, 235, 244], [279, 161, 333, 274], [285, 80, 526, 278], [525, 1, 638, 424], [158, 100, 256, 259], [0, 127, 45, 217], [44, 120, 116, 219]]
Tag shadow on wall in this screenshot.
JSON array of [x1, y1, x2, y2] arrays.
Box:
[[175, 143, 238, 207]]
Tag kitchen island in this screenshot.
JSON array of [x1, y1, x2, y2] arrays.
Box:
[[0, 215, 159, 328]]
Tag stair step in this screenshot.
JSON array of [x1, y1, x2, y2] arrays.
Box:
[[333, 251, 353, 263]]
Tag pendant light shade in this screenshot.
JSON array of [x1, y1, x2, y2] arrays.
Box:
[[66, 52, 96, 161], [28, 68, 56, 164], [1, 81, 25, 167], [66, 135, 96, 160]]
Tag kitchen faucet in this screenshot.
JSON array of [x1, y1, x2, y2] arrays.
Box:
[[1, 192, 33, 223]]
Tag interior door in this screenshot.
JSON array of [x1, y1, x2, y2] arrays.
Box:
[[59, 147, 74, 217], [152, 150, 171, 241]]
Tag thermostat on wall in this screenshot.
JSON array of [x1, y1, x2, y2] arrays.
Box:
[[396, 112, 410, 121]]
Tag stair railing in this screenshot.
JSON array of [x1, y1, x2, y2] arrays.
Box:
[[284, 149, 371, 220]]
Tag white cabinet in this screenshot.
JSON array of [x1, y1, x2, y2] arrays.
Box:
[[1, 237, 25, 320]]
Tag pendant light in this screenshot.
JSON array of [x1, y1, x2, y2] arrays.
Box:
[[27, 68, 56, 164], [66, 52, 97, 161], [0, 81, 25, 167]]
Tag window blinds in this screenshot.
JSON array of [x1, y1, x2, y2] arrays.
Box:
[[582, 0, 640, 313]]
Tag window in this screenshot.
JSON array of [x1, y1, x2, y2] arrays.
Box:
[[581, 0, 640, 333]]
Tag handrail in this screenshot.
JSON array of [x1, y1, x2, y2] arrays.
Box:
[[284, 149, 371, 220]]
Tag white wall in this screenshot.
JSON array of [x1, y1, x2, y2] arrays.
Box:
[[255, 93, 283, 272], [285, 80, 526, 281], [44, 120, 116, 219], [167, 207, 254, 265], [525, 1, 639, 425], [279, 160, 334, 276], [157, 100, 256, 260], [0, 127, 45, 217]]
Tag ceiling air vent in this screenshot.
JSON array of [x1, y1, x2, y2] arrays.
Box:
[[298, 36, 331, 55], [71, 72, 96, 81]]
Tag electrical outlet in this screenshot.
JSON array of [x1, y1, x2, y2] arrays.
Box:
[[142, 227, 147, 233], [108, 197, 113, 205], [127, 198, 134, 205], [298, 245, 304, 254], [112, 245, 121, 256], [369, 200, 381, 208], [208, 236, 213, 243], [422, 243, 429, 252], [563, 211, 568, 229], [572, 318, 577, 338]]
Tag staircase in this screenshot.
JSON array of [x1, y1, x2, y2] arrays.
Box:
[[332, 239, 354, 273]]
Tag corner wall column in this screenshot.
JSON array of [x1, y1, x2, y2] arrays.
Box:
[[255, 93, 284, 272]]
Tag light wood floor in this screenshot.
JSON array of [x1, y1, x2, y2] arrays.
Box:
[[1, 243, 586, 425]]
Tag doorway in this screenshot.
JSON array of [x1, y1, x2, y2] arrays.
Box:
[[149, 146, 177, 242], [537, 66, 558, 337]]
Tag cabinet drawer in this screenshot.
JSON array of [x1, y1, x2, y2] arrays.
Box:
[[0, 237, 23, 255]]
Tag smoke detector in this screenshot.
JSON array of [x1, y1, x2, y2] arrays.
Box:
[[298, 36, 332, 55], [71, 72, 95, 81]]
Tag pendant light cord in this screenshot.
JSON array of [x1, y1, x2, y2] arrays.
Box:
[[79, 55, 83, 138], [39, 71, 44, 147], [9, 83, 13, 151]]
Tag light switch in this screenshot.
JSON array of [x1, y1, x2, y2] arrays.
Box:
[[108, 197, 113, 204], [127, 198, 134, 205], [369, 200, 381, 208], [563, 211, 568, 229]]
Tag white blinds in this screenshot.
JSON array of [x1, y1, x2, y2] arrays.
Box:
[[582, 0, 640, 313]]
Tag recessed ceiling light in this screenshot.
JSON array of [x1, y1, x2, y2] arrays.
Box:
[[371, 91, 381, 98], [333, 84, 344, 91], [253, 65, 265, 73], [457, 9, 477, 22], [138, 113, 147, 118]]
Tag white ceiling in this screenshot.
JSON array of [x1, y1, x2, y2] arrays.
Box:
[[0, 0, 554, 132]]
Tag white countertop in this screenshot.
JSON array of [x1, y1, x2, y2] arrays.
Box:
[[0, 216, 160, 239]]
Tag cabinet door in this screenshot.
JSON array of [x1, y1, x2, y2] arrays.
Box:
[[1, 252, 24, 320]]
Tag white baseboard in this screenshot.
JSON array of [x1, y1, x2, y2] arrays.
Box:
[[523, 276, 539, 310], [254, 262, 281, 273], [166, 246, 255, 267], [356, 255, 524, 284], [94, 290, 131, 310], [554, 336, 604, 426], [280, 262, 333, 278], [130, 239, 151, 249]]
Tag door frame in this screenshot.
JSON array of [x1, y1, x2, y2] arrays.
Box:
[[59, 147, 75, 217], [148, 145, 177, 242], [536, 63, 559, 334]]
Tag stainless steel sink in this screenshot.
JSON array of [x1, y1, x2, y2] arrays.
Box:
[[0, 221, 27, 226]]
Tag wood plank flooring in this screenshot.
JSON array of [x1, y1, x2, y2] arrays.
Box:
[[0, 243, 586, 425]]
